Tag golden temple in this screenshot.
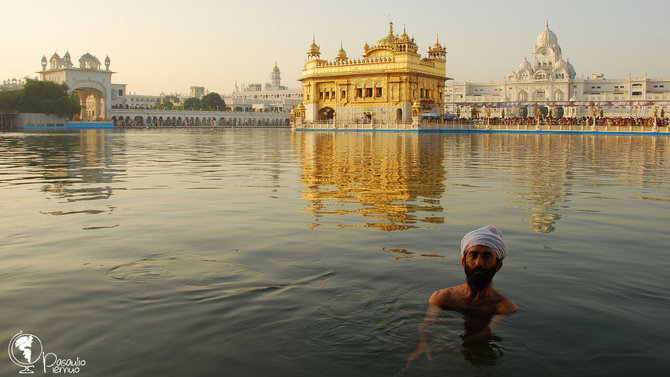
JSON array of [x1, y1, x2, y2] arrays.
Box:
[[292, 23, 449, 129]]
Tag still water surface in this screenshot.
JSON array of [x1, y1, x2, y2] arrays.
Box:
[[1, 129, 669, 376]]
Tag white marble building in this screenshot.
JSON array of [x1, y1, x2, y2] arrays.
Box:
[[225, 63, 302, 112], [445, 23, 670, 118], [38, 51, 120, 120]]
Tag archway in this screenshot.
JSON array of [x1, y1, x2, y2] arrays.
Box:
[[519, 91, 528, 102], [519, 107, 528, 117], [73, 87, 105, 121], [554, 107, 564, 118], [396, 108, 403, 122], [318, 107, 335, 121], [554, 90, 564, 101]]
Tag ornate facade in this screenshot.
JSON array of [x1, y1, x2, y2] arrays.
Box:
[[446, 23, 670, 118], [298, 23, 448, 125], [38, 51, 116, 121]]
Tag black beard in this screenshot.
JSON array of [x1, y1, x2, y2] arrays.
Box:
[[464, 265, 497, 291]]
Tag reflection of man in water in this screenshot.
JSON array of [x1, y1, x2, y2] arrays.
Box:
[[408, 225, 517, 365]]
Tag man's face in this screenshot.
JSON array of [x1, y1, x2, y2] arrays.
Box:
[[462, 245, 501, 290]]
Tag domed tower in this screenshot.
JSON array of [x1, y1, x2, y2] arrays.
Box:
[[534, 21, 562, 66], [394, 25, 418, 54], [270, 62, 281, 88], [335, 42, 348, 63], [307, 36, 321, 60], [49, 52, 61, 69], [105, 55, 111, 71], [427, 34, 446, 60], [41, 55, 47, 71], [79, 52, 101, 70], [63, 51, 74, 68]]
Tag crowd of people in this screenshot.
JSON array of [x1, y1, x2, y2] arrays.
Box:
[[438, 116, 669, 127]]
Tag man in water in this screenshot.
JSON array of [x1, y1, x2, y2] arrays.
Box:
[[408, 225, 518, 364]]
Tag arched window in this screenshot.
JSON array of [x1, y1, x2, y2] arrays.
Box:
[[554, 90, 564, 101]]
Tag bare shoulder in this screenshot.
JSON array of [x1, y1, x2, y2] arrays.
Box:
[[496, 296, 518, 315], [429, 285, 463, 308]]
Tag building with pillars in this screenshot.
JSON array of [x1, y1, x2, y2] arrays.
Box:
[[38, 51, 119, 121], [445, 22, 670, 119], [296, 23, 449, 126]]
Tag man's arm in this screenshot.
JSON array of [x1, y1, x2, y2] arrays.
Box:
[[407, 292, 443, 365]]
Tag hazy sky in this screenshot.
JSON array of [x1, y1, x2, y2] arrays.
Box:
[[2, 0, 669, 95]]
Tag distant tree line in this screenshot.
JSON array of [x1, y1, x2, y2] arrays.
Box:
[[0, 79, 80, 118], [155, 92, 227, 111]]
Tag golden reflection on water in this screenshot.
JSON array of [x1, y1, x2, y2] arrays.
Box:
[[293, 132, 670, 233], [293, 132, 446, 231], [6, 130, 669, 234]]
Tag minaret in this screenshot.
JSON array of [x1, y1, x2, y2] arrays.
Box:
[[335, 42, 348, 63], [428, 34, 446, 60], [270, 62, 281, 89], [307, 35, 321, 59]]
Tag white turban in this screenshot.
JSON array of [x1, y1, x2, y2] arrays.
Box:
[[460, 225, 508, 261]]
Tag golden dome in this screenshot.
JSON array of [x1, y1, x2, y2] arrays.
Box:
[[335, 42, 348, 62], [374, 22, 397, 48], [307, 35, 321, 58], [399, 25, 410, 42]]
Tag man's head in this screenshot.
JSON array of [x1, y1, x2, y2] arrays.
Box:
[[460, 226, 508, 290]]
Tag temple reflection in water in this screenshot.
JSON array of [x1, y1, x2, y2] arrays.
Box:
[[293, 132, 447, 231], [294, 131, 669, 233], [27, 130, 120, 204]]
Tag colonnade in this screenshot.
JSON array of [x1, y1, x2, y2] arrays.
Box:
[[110, 112, 289, 128]]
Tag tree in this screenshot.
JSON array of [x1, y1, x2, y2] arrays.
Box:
[[200, 92, 226, 111], [0, 79, 80, 118], [156, 97, 174, 110], [183, 97, 201, 110], [0, 90, 20, 110]]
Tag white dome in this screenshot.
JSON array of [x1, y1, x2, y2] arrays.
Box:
[[536, 22, 558, 47], [519, 57, 531, 70], [79, 52, 101, 69]]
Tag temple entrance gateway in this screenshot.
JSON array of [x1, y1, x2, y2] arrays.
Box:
[[319, 107, 335, 121], [39, 51, 113, 121], [73, 88, 106, 121]]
